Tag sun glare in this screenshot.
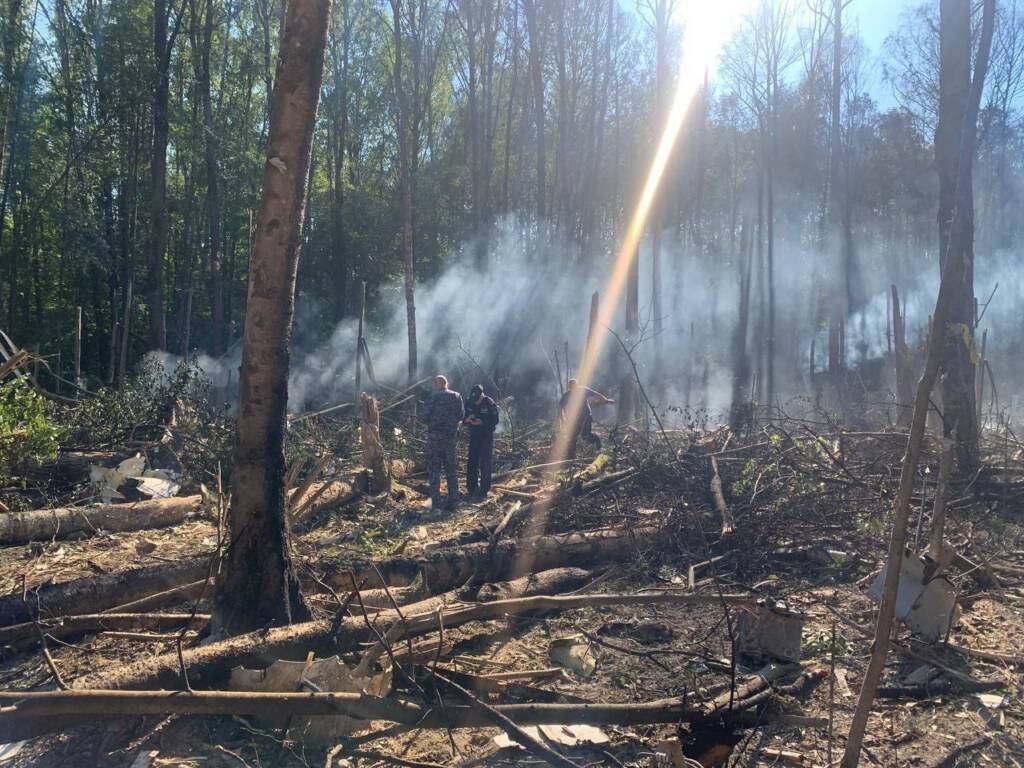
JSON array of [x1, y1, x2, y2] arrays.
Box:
[[515, 0, 748, 556]]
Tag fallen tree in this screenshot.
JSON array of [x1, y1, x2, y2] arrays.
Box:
[[72, 590, 755, 692], [0, 612, 208, 647], [354, 567, 591, 610], [0, 663, 793, 743], [0, 495, 203, 545], [445, 467, 639, 547], [0, 523, 653, 628], [0, 558, 209, 626], [327, 523, 661, 592]]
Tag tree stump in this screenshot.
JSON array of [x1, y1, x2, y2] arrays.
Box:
[[360, 392, 390, 494]]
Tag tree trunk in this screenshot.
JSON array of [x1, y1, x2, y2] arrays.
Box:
[[935, 0, 992, 472], [147, 0, 171, 351], [391, 0, 417, 385], [0, 559, 209, 627], [840, 4, 995, 764], [0, 496, 202, 545], [891, 285, 913, 427], [826, 0, 843, 377], [214, 0, 331, 634], [198, 0, 225, 356], [522, 0, 546, 222]]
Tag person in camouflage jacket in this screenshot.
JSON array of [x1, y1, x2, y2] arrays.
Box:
[[423, 375, 464, 510]]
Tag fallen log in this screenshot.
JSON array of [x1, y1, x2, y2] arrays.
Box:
[[292, 478, 361, 523], [443, 470, 638, 547], [0, 558, 208, 627], [0, 495, 203, 545], [354, 567, 590, 611], [102, 579, 209, 614], [292, 459, 417, 524], [0, 612, 208, 647], [329, 525, 660, 592], [0, 524, 617, 629], [1, 664, 787, 742], [73, 591, 756, 692]]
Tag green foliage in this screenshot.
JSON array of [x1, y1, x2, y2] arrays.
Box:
[[0, 379, 62, 479], [71, 356, 233, 480]]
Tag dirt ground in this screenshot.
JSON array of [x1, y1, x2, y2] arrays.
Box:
[[1, 416, 1023, 768]]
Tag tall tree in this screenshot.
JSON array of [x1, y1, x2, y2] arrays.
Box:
[[192, 0, 224, 354], [935, 0, 994, 470], [214, 0, 331, 634], [826, 0, 847, 375], [147, 0, 179, 350], [522, 0, 546, 222], [389, 0, 416, 385]]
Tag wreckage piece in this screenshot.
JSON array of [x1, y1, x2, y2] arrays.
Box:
[[0, 558, 208, 627], [0, 664, 797, 742], [330, 524, 663, 592], [868, 548, 958, 643], [0, 495, 203, 545], [72, 590, 756, 693], [229, 655, 392, 744], [0, 612, 208, 648], [736, 601, 807, 663]]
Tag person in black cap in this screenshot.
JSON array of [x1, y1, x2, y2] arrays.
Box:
[[463, 384, 499, 500]]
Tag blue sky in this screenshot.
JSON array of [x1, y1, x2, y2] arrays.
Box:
[[841, 0, 918, 107], [854, 0, 912, 56]]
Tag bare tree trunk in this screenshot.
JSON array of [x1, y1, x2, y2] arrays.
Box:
[[147, 0, 172, 351], [391, 0, 417, 386], [214, 0, 331, 634], [522, 0, 545, 222], [891, 285, 913, 427], [618, 245, 640, 424], [194, 0, 225, 355], [840, 3, 995, 764], [329, 0, 352, 324], [935, 0, 992, 471], [826, 0, 843, 377], [730, 216, 753, 431], [650, 0, 669, 369]]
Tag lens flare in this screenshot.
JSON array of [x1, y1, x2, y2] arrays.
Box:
[[515, 1, 747, 558]]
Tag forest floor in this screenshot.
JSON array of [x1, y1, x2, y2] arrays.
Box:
[[1, 391, 1023, 768]]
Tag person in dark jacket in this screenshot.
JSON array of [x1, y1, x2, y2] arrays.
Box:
[[463, 384, 498, 500], [559, 378, 614, 458], [423, 375, 464, 510]]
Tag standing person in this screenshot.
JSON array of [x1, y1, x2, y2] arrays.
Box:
[[424, 375, 464, 510], [463, 384, 499, 500], [559, 378, 615, 457]]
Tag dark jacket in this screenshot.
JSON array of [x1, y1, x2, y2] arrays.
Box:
[[464, 394, 499, 433], [424, 388, 464, 439]]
